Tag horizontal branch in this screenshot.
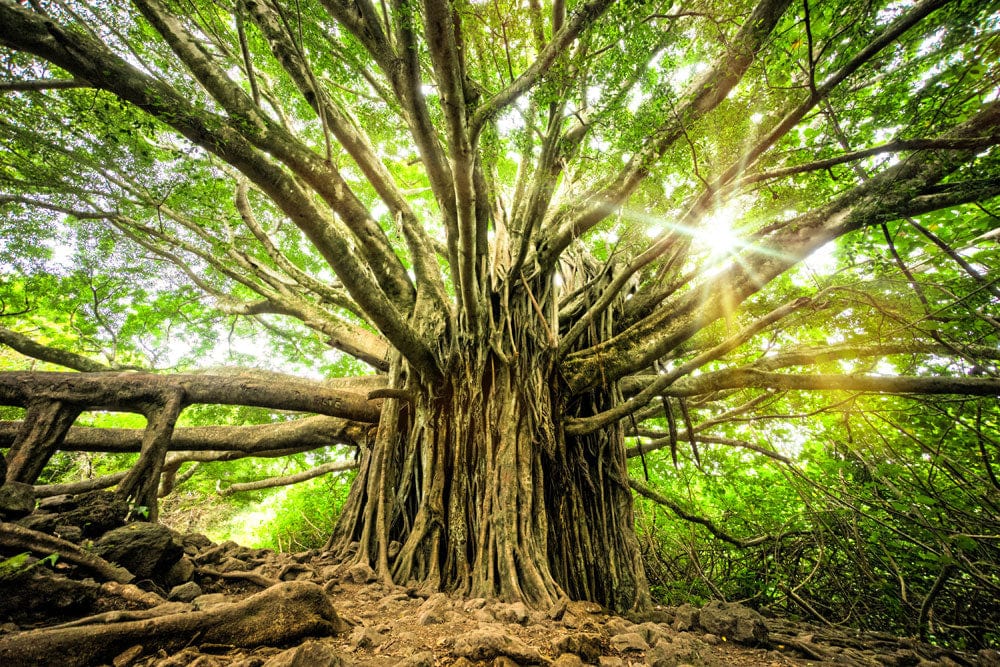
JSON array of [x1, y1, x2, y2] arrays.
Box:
[[0, 77, 91, 91], [665, 369, 1000, 397], [0, 326, 114, 372], [0, 372, 382, 421], [217, 459, 359, 496], [0, 414, 367, 453]]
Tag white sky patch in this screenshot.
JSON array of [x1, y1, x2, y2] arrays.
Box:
[[750, 112, 763, 124]]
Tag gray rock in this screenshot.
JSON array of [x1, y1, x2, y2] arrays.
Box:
[[672, 604, 699, 632], [19, 490, 127, 538], [397, 651, 435, 667], [645, 633, 706, 667], [95, 522, 184, 583], [263, 640, 352, 666], [0, 572, 99, 618], [610, 632, 648, 653], [346, 562, 376, 584], [697, 600, 768, 645], [348, 625, 385, 650], [635, 621, 672, 648], [36, 494, 76, 512], [0, 482, 35, 520], [452, 626, 544, 663], [168, 581, 202, 602], [496, 601, 530, 624], [165, 556, 195, 587], [553, 632, 603, 663]]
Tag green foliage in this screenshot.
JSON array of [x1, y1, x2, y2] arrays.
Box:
[[0, 552, 58, 583], [235, 471, 356, 552]]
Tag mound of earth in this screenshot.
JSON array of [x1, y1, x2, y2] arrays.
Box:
[[1, 491, 996, 666]]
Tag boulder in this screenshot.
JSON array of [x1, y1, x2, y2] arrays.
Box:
[[18, 491, 127, 538], [168, 581, 202, 602], [0, 572, 99, 620], [0, 482, 35, 520], [696, 600, 768, 645], [553, 632, 603, 663], [610, 632, 648, 653], [345, 562, 376, 584], [95, 522, 183, 583], [263, 640, 352, 666], [452, 627, 544, 664]]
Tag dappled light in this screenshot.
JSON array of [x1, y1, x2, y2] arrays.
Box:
[[0, 0, 999, 663]]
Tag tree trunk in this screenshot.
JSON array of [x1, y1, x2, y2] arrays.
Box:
[[328, 282, 649, 612]]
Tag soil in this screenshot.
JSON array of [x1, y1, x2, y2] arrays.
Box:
[[2, 530, 996, 667]]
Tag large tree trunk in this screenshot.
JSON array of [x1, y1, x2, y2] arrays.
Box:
[[328, 281, 650, 612]]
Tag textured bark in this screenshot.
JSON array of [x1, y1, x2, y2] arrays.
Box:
[[0, 523, 134, 583], [4, 400, 81, 484], [328, 278, 649, 612], [0, 581, 345, 667]]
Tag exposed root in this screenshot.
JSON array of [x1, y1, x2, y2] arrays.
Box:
[[0, 580, 347, 667], [0, 523, 133, 583]]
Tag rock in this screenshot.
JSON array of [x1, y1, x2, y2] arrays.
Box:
[[697, 600, 768, 645], [496, 601, 530, 624], [553, 632, 603, 663], [552, 655, 585, 667], [463, 597, 488, 611], [0, 482, 35, 520], [168, 581, 202, 602], [36, 494, 76, 512], [672, 604, 699, 632], [635, 621, 671, 647], [346, 562, 376, 584], [645, 633, 706, 667], [452, 627, 545, 664], [417, 592, 451, 625], [112, 644, 144, 667], [182, 532, 213, 553], [492, 658, 520, 667], [165, 556, 195, 587], [701, 633, 720, 645], [95, 522, 184, 583], [262, 640, 352, 667], [397, 651, 435, 667], [610, 632, 648, 653], [217, 556, 249, 572], [598, 658, 625, 667], [21, 490, 127, 538], [0, 572, 99, 618], [348, 625, 385, 650], [605, 618, 634, 635], [548, 599, 568, 621]]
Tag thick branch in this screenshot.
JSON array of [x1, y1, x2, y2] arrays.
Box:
[[665, 369, 1000, 397], [0, 372, 382, 422], [0, 325, 113, 372]]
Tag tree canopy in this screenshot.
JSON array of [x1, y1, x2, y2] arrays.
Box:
[[1, 0, 998, 641]]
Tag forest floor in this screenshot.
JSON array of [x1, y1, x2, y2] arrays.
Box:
[[1, 492, 996, 666]]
